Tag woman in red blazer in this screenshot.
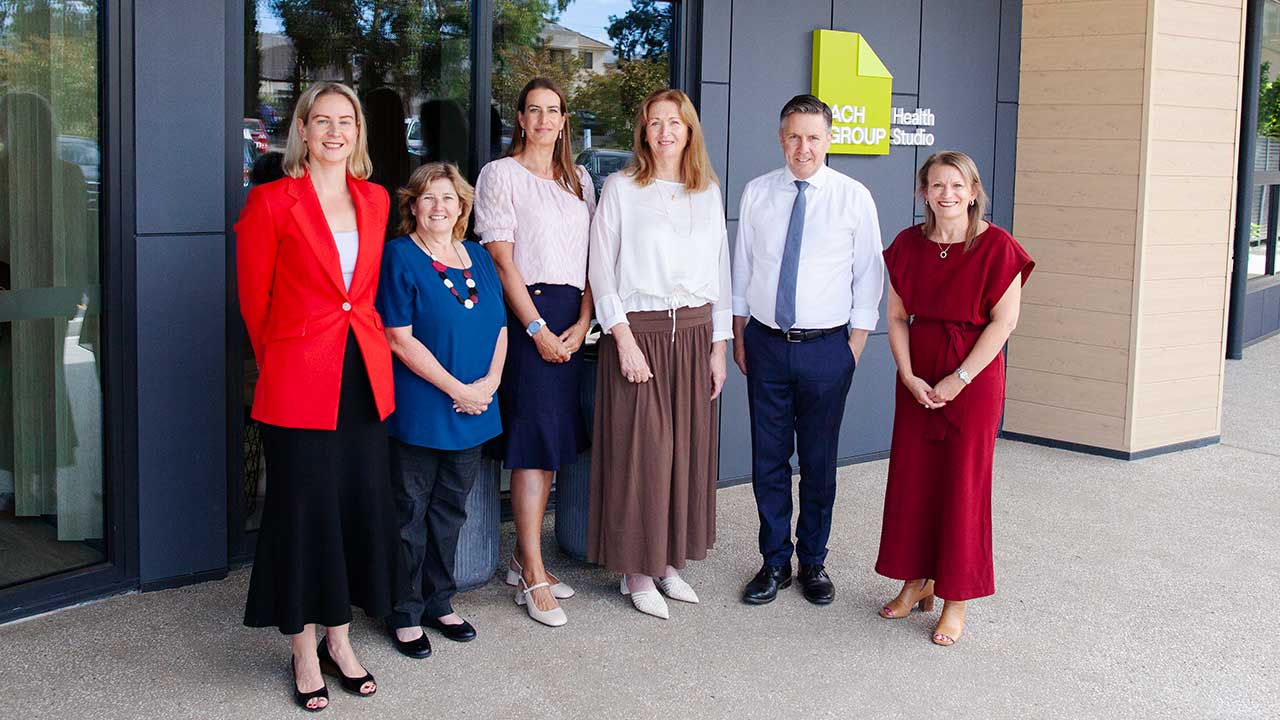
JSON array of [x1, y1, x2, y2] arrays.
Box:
[[237, 82, 397, 712]]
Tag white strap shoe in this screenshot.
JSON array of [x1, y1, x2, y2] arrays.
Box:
[[505, 557, 576, 599], [656, 573, 699, 604], [515, 579, 568, 627], [620, 576, 669, 619]]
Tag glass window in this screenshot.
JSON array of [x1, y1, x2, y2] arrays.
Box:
[[1250, 0, 1280, 279], [493, 0, 675, 188], [0, 0, 106, 589], [240, 0, 472, 533]]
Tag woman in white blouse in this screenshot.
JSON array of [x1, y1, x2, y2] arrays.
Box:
[[587, 88, 732, 620], [474, 78, 595, 628]]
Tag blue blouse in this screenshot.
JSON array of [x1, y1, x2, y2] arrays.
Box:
[[376, 237, 505, 450]]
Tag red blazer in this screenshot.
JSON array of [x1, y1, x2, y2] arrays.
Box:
[[236, 173, 395, 430]]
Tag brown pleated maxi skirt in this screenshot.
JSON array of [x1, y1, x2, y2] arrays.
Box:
[[587, 305, 719, 577]]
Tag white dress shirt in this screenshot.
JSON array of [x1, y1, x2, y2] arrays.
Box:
[[589, 172, 734, 342], [732, 164, 884, 331]]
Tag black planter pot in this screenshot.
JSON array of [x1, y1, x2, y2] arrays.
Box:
[[555, 339, 599, 561]]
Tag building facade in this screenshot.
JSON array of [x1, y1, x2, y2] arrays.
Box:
[[0, 0, 1261, 624]]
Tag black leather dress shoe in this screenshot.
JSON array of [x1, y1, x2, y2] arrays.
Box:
[[423, 615, 477, 642], [742, 563, 792, 605], [388, 628, 433, 659], [798, 564, 835, 605]]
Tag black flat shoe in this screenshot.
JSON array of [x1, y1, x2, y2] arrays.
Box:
[[798, 563, 835, 605], [388, 626, 433, 659], [317, 639, 377, 697], [742, 563, 792, 605], [291, 657, 329, 712], [423, 615, 477, 642]]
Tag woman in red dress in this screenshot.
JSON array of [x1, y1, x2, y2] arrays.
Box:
[[875, 151, 1033, 646]]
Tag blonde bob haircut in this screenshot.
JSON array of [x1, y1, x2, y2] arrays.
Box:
[[397, 162, 475, 241], [283, 82, 372, 179], [628, 88, 718, 192], [917, 150, 989, 252]]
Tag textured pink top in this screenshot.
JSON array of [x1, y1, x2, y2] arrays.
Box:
[[473, 156, 597, 289]]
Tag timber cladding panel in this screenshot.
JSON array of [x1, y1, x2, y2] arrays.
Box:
[[1009, 0, 1148, 451], [1008, 0, 1244, 454], [1132, 0, 1244, 451]]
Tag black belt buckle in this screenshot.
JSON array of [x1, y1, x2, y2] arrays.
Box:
[[783, 329, 807, 343]]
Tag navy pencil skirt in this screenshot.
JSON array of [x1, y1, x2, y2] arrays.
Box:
[[493, 283, 589, 471]]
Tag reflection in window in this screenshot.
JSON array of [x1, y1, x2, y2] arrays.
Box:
[[1249, 0, 1280, 278], [494, 0, 674, 184], [0, 0, 106, 589]]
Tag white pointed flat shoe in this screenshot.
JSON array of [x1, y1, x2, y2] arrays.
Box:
[[515, 579, 567, 627], [504, 557, 576, 599], [620, 576, 669, 619], [656, 573, 699, 604]]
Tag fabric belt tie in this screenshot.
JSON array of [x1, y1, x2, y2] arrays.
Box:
[[919, 318, 982, 442]]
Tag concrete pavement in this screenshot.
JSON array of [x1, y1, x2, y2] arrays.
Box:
[[2, 336, 1278, 719]]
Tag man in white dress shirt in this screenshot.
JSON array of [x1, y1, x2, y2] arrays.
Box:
[[732, 94, 885, 606]]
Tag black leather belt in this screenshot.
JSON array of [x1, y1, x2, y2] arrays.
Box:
[[755, 321, 845, 343]]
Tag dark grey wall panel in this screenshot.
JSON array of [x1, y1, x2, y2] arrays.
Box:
[[135, 0, 226, 234], [920, 0, 1000, 189], [828, 136, 919, 334], [727, 0, 832, 217], [993, 102, 1019, 231], [136, 234, 228, 583], [832, 0, 922, 95], [998, 0, 1023, 104], [701, 0, 732, 84], [719, 219, 752, 482], [702, 82, 731, 198], [836, 334, 895, 459]]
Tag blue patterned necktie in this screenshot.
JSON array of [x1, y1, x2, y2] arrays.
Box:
[[774, 179, 808, 331]]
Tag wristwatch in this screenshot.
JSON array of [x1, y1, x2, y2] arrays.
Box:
[[955, 367, 972, 385], [526, 317, 547, 337]]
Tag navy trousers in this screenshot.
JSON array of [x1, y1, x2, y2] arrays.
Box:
[[743, 318, 856, 567]]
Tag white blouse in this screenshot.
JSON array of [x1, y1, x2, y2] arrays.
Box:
[[588, 172, 733, 342], [473, 156, 596, 289], [333, 230, 359, 290]]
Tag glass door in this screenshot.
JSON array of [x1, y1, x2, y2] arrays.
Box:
[[0, 0, 107, 590]]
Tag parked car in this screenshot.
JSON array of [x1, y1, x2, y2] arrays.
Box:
[[57, 134, 101, 211], [405, 116, 426, 158], [242, 129, 259, 189], [243, 118, 269, 154], [575, 147, 632, 197]]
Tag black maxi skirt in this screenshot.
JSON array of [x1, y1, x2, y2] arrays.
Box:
[[244, 330, 399, 635]]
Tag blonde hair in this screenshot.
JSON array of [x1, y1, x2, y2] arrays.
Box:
[[917, 150, 989, 251], [628, 88, 718, 192], [283, 82, 372, 179], [506, 77, 584, 200], [397, 162, 475, 240]]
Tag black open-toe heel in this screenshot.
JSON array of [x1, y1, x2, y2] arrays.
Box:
[[291, 657, 329, 712], [317, 638, 376, 697]]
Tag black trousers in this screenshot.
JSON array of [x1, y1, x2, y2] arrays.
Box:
[[744, 319, 856, 567], [386, 439, 481, 628]]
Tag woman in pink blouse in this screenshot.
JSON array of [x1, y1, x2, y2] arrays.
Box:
[[474, 77, 595, 627]]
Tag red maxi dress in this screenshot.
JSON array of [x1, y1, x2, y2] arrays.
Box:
[[875, 224, 1033, 601]]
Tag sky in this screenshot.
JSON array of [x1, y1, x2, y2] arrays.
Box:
[[254, 1, 637, 46]]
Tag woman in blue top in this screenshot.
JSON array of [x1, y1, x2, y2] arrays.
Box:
[[376, 162, 506, 656]]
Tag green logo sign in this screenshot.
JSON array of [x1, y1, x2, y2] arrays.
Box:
[[811, 30, 893, 155]]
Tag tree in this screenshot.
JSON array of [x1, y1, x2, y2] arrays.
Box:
[[573, 56, 668, 146], [1260, 61, 1280, 139], [606, 0, 672, 62]]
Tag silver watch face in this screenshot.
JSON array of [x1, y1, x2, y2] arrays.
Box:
[[957, 368, 971, 383]]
